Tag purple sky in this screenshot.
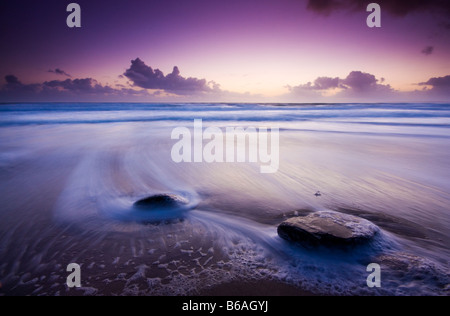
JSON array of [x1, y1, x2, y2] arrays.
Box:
[[1, 0, 449, 102]]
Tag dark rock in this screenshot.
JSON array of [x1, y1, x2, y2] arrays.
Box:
[[377, 252, 446, 274], [134, 194, 188, 210], [278, 210, 379, 247], [373, 252, 449, 295]]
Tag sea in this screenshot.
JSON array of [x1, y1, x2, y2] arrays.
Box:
[[0, 103, 449, 296]]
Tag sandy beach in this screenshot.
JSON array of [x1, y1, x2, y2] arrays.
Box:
[[0, 103, 449, 296]]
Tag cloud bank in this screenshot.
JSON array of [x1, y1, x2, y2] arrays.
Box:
[[287, 71, 395, 101], [0, 58, 254, 102], [306, 0, 450, 17], [285, 71, 450, 102], [0, 75, 150, 102], [124, 58, 219, 95], [419, 75, 450, 97], [0, 63, 449, 102]]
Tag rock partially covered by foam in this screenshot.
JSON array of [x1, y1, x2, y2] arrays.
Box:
[[278, 211, 379, 247], [375, 252, 449, 295], [134, 194, 189, 210]]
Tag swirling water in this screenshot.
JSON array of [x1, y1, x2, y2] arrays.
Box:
[[0, 103, 449, 296]]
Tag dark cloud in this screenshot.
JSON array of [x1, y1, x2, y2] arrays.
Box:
[[124, 58, 218, 95], [48, 68, 71, 77], [290, 71, 390, 93], [286, 72, 450, 102], [410, 75, 450, 101], [43, 78, 116, 94], [5, 75, 21, 85], [311, 76, 341, 90], [419, 75, 450, 95], [0, 75, 151, 101], [306, 0, 450, 17], [420, 75, 450, 87], [3, 74, 40, 93], [287, 71, 394, 101], [0, 59, 244, 102], [341, 71, 379, 91], [421, 46, 434, 55], [307, 0, 344, 16]]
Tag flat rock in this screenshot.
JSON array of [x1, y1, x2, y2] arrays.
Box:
[[278, 210, 380, 247], [134, 194, 189, 210], [376, 252, 448, 275], [374, 252, 449, 295]]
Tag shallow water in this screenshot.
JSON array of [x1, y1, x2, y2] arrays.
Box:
[[0, 103, 449, 296]]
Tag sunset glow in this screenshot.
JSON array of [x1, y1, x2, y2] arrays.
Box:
[[1, 0, 449, 102]]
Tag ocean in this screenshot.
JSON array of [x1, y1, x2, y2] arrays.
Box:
[[0, 103, 449, 296]]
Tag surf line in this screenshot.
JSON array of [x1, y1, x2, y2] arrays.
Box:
[[171, 119, 279, 174]]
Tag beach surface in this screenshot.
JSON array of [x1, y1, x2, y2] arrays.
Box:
[[0, 103, 449, 296]]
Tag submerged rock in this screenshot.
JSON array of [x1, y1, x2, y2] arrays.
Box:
[[278, 210, 379, 247], [374, 252, 450, 295], [127, 193, 196, 224], [134, 194, 189, 210]]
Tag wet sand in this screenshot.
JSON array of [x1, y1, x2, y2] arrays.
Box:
[[1, 104, 450, 296]]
